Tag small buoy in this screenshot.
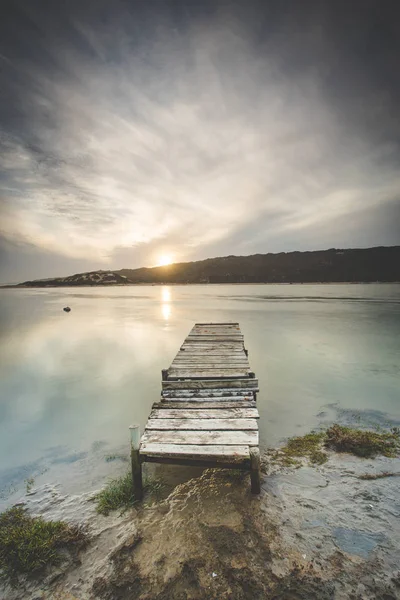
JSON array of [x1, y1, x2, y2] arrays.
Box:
[[63, 306, 71, 312]]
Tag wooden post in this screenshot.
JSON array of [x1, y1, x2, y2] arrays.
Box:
[[129, 424, 143, 501], [249, 448, 261, 494]]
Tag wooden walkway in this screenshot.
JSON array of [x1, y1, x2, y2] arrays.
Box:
[[137, 323, 261, 495]]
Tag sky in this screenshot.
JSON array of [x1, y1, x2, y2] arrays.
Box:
[[0, 0, 399, 283]]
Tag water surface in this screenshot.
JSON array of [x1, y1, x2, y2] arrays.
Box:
[[1, 284, 399, 505]]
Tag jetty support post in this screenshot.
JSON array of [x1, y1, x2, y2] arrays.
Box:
[[129, 424, 143, 501], [249, 448, 261, 494]]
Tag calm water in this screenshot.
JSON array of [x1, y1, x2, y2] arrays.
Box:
[[1, 284, 399, 504]]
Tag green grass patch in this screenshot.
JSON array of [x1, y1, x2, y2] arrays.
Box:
[[309, 449, 328, 465], [95, 472, 167, 515], [271, 424, 400, 468], [325, 425, 400, 458], [95, 472, 135, 515], [0, 506, 87, 587], [144, 477, 167, 501], [276, 431, 328, 466]]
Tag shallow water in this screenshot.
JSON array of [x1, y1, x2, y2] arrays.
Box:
[[0, 283, 399, 506]]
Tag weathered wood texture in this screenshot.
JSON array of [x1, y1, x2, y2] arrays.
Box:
[[139, 322, 261, 494], [146, 418, 258, 430], [140, 443, 250, 462], [162, 379, 259, 390], [141, 429, 259, 446], [167, 368, 251, 379], [161, 390, 255, 398], [150, 408, 259, 419], [250, 448, 261, 494], [152, 401, 257, 409]]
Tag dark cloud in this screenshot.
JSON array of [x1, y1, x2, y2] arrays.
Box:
[[0, 0, 399, 282]]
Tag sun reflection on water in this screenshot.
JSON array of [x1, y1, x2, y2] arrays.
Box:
[[161, 286, 171, 320]]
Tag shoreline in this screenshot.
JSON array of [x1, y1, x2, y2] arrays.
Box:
[[2, 281, 400, 289], [2, 449, 400, 600]]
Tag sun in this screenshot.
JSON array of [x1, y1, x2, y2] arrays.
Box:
[[158, 254, 173, 267]]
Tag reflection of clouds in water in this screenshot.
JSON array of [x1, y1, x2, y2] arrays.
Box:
[[1, 305, 170, 375], [0, 296, 183, 475]]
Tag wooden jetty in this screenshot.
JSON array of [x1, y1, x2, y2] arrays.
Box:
[[134, 323, 260, 499]]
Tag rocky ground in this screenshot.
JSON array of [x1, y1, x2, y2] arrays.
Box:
[[2, 452, 400, 600]]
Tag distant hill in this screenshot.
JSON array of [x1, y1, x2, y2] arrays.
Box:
[[9, 246, 400, 287]]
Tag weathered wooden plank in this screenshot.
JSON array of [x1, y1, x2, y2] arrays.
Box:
[[175, 353, 247, 357], [168, 361, 250, 370], [170, 367, 250, 372], [191, 324, 241, 328], [171, 364, 250, 370], [169, 366, 249, 372], [185, 335, 243, 346], [161, 390, 255, 398], [190, 330, 242, 337], [140, 443, 250, 462], [184, 337, 243, 342], [194, 322, 239, 326], [167, 368, 250, 379], [179, 346, 246, 351], [180, 346, 245, 352], [191, 325, 241, 330], [170, 361, 250, 372], [175, 356, 247, 361], [192, 323, 239, 327], [180, 348, 244, 354], [182, 339, 243, 343], [178, 353, 246, 358], [173, 354, 248, 360], [146, 418, 258, 430], [191, 323, 240, 328], [150, 408, 259, 419], [162, 379, 258, 390], [153, 401, 257, 409], [175, 349, 247, 354], [141, 430, 259, 446], [180, 338, 244, 350]]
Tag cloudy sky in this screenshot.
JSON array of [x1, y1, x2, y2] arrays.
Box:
[[0, 0, 399, 282]]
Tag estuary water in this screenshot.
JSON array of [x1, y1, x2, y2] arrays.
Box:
[[0, 284, 399, 507]]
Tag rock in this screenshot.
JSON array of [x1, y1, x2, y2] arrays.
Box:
[[63, 307, 71, 312]]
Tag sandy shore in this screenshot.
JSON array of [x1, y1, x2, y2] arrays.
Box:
[[2, 452, 400, 600]]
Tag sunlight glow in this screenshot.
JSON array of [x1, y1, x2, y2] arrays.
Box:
[[158, 254, 173, 267], [161, 286, 171, 321], [162, 303, 171, 320], [161, 287, 171, 303]]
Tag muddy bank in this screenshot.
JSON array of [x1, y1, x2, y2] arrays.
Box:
[[2, 453, 400, 600]]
